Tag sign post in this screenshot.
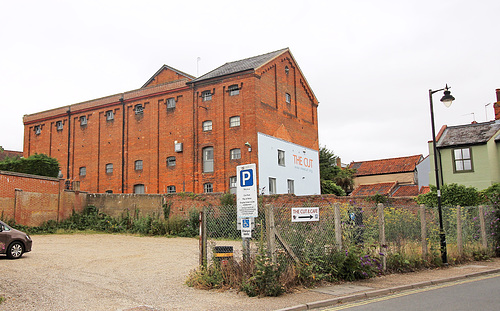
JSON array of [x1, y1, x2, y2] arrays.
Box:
[[236, 164, 258, 261]]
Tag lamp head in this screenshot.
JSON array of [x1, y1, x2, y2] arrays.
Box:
[[440, 84, 455, 108]]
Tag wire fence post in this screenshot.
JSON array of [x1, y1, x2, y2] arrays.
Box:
[[457, 205, 463, 256], [334, 203, 342, 250], [265, 204, 276, 264], [420, 204, 428, 257], [199, 207, 207, 267], [479, 205, 488, 249], [378, 203, 386, 271]]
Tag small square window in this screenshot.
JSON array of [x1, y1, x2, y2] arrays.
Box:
[[269, 177, 277, 195], [79, 167, 86, 176], [135, 160, 143, 171], [56, 121, 63, 131], [453, 148, 473, 172], [80, 116, 87, 126], [106, 163, 113, 174], [230, 148, 241, 160], [285, 93, 291, 104], [34, 125, 41, 135], [167, 156, 176, 167], [228, 84, 239, 96], [106, 110, 114, 121], [278, 150, 285, 166], [204, 183, 213, 193], [134, 104, 144, 115], [166, 98, 176, 109], [202, 91, 212, 101], [229, 116, 240, 127], [167, 185, 176, 194], [203, 120, 212, 132]]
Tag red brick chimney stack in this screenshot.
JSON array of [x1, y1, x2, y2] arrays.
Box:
[[495, 88, 500, 120]]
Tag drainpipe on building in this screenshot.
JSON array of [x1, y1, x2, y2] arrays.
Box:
[[120, 95, 125, 193], [66, 107, 71, 180]]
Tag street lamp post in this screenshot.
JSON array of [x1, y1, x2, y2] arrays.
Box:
[[429, 84, 455, 265]]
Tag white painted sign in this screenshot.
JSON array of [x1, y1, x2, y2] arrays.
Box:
[[291, 207, 320, 222], [241, 228, 252, 238], [237, 164, 258, 218]]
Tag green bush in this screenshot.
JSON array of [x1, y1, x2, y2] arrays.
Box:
[[0, 153, 60, 178], [416, 183, 481, 207]]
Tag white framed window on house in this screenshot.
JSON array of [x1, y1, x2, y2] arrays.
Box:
[[204, 182, 213, 193], [278, 150, 285, 166], [202, 91, 212, 101], [166, 97, 176, 109], [228, 84, 240, 96], [135, 160, 143, 171], [230, 148, 241, 160], [229, 176, 237, 194], [56, 121, 63, 131], [269, 177, 277, 195], [229, 116, 240, 127], [80, 116, 87, 126], [106, 110, 114, 121], [453, 147, 473, 172], [287, 179, 295, 194], [134, 104, 144, 114], [166, 156, 176, 167], [203, 147, 214, 173], [79, 167, 86, 177], [203, 120, 212, 131], [134, 184, 145, 194], [167, 185, 176, 193], [105, 163, 113, 174]]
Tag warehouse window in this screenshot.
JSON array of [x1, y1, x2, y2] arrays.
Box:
[[203, 147, 214, 173], [167, 185, 176, 194], [229, 176, 237, 194], [56, 121, 63, 131], [204, 182, 213, 193], [135, 160, 143, 171], [34, 125, 41, 135], [166, 97, 176, 110], [134, 104, 144, 114], [230, 148, 241, 160], [79, 167, 86, 177], [201, 90, 212, 101], [203, 120, 212, 132], [228, 84, 240, 96], [106, 110, 114, 121], [285, 93, 291, 104], [229, 116, 240, 127], [80, 116, 87, 126], [134, 184, 145, 194], [105, 163, 113, 174], [166, 156, 176, 167]]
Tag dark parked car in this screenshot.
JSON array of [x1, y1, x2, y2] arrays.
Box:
[[0, 220, 32, 259]]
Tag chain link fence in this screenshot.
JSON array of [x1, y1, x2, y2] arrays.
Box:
[[201, 202, 497, 269]]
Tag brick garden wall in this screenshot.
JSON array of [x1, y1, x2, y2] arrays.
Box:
[[0, 171, 86, 226]]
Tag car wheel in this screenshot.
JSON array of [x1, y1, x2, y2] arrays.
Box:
[[7, 242, 24, 259]]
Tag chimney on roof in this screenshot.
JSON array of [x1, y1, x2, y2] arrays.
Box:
[[495, 89, 500, 121]]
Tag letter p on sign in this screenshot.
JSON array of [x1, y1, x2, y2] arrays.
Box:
[[240, 169, 253, 187]]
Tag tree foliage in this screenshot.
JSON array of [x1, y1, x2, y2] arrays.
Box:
[[0, 153, 60, 178], [416, 183, 481, 207], [319, 146, 354, 195]]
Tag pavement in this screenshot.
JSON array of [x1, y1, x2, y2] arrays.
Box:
[[274, 259, 500, 311]]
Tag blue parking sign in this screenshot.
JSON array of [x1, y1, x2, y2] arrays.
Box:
[[240, 169, 253, 187]]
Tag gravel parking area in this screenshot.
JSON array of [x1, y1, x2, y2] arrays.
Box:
[[2, 234, 500, 311]]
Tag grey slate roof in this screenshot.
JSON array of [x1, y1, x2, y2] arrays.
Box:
[[437, 120, 500, 147], [190, 48, 289, 83]]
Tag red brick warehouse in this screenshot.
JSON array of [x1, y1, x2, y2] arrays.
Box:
[[23, 48, 321, 195]]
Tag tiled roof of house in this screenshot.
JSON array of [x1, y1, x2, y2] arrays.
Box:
[[190, 48, 289, 83], [349, 155, 423, 177], [419, 186, 431, 195], [0, 150, 23, 161], [350, 182, 397, 196], [392, 184, 419, 197], [437, 120, 500, 147]]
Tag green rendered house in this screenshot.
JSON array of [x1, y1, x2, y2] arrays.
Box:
[[429, 120, 500, 190]]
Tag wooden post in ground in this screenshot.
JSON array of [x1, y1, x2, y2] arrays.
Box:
[[378, 203, 386, 271], [420, 204, 428, 257], [479, 205, 488, 249], [457, 205, 463, 256], [334, 203, 342, 250], [265, 204, 276, 264], [199, 207, 207, 267]]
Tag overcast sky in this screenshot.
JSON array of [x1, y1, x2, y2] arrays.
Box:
[[1, 0, 499, 164]]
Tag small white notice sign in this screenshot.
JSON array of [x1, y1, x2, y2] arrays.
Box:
[[291, 207, 320, 222]]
